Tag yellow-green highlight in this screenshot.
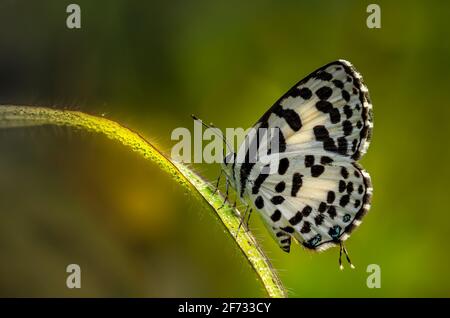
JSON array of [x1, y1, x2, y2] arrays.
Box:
[[0, 105, 287, 298]]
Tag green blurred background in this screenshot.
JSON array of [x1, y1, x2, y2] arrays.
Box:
[[0, 0, 449, 297]]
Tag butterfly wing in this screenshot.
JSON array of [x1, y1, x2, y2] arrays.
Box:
[[233, 60, 373, 252], [243, 59, 372, 158], [244, 153, 372, 251]]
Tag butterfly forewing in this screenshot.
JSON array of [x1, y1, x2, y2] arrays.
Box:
[[255, 59, 372, 160]]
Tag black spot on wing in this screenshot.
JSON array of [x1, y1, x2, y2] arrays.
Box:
[[291, 173, 303, 197], [320, 156, 333, 165], [289, 212, 303, 225], [339, 180, 346, 193], [304, 155, 314, 167], [316, 100, 333, 113], [346, 182, 354, 194], [314, 214, 325, 226], [332, 79, 344, 89], [315, 101, 341, 124], [271, 196, 285, 205], [272, 104, 302, 132], [315, 71, 333, 81], [275, 181, 286, 193], [342, 120, 353, 136], [300, 221, 311, 233], [318, 202, 327, 213], [329, 108, 341, 124], [339, 195, 350, 207], [280, 226, 295, 234], [315, 86, 333, 100], [313, 125, 329, 141], [323, 138, 337, 152], [299, 87, 312, 99], [255, 196, 264, 209], [278, 158, 289, 175], [341, 167, 349, 179], [356, 120, 362, 129], [358, 184, 364, 194], [344, 105, 353, 119], [337, 137, 348, 155], [327, 191, 335, 204], [252, 172, 269, 194], [271, 209, 282, 222], [342, 90, 350, 102], [311, 165, 324, 177], [301, 205, 312, 217], [327, 206, 337, 219]]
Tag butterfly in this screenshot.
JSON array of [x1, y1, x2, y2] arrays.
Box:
[[197, 60, 373, 269]]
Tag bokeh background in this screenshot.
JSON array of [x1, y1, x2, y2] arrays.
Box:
[[0, 0, 449, 297]]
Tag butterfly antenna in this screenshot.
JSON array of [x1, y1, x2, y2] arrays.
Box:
[[208, 121, 227, 157], [191, 114, 234, 155], [339, 242, 344, 270]]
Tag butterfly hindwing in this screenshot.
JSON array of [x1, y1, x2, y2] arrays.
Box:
[[245, 153, 372, 251]]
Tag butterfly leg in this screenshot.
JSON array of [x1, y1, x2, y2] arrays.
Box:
[[231, 191, 237, 209], [235, 205, 249, 238], [212, 170, 223, 195], [228, 190, 237, 210], [218, 177, 229, 210], [244, 208, 253, 232]]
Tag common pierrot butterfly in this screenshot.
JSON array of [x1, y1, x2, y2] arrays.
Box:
[[197, 60, 373, 269]]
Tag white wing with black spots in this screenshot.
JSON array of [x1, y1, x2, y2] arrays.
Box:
[[252, 60, 372, 160], [243, 153, 372, 251], [221, 60, 373, 253]]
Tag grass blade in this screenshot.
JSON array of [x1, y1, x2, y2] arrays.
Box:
[[0, 105, 287, 298]]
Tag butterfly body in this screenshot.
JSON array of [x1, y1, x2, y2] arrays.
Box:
[[221, 60, 373, 253]]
